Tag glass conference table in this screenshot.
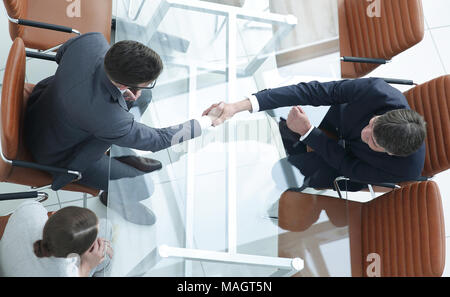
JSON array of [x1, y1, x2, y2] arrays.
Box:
[[103, 0, 354, 277]]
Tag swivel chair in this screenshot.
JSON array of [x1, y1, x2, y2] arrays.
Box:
[[0, 38, 99, 208], [339, 0, 425, 78], [278, 181, 446, 277]]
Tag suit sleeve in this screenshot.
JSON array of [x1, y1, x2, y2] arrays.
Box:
[[56, 36, 79, 64], [55, 33, 106, 64], [94, 118, 202, 152], [254, 78, 375, 112], [303, 128, 402, 183]]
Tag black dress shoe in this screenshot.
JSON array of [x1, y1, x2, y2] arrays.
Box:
[[114, 156, 162, 173], [99, 191, 156, 226], [279, 118, 306, 156]]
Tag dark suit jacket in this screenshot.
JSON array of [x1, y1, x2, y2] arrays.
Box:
[[254, 78, 426, 190], [25, 33, 201, 190]]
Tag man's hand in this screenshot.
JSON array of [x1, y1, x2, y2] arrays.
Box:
[[123, 89, 142, 101], [202, 102, 238, 127], [204, 103, 223, 125], [286, 106, 312, 136]]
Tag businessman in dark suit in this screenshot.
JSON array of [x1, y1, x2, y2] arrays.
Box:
[[203, 78, 427, 191], [25, 33, 216, 224]]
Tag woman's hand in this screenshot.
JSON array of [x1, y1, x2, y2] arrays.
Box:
[[79, 238, 106, 277], [103, 239, 113, 260]]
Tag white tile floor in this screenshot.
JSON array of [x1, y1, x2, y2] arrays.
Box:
[[422, 0, 450, 30], [0, 1, 449, 277]]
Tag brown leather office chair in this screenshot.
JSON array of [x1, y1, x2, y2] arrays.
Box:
[[339, 0, 425, 78], [278, 181, 446, 277], [0, 38, 99, 203], [3, 0, 112, 51], [403, 75, 450, 178]]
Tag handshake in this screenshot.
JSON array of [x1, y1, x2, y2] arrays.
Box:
[[202, 101, 238, 127], [202, 100, 312, 136]]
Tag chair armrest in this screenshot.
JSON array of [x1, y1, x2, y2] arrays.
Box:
[[25, 51, 56, 62], [0, 191, 48, 203], [341, 56, 389, 64], [0, 191, 38, 200], [8, 16, 80, 35], [333, 176, 400, 199], [378, 77, 416, 85], [11, 160, 82, 181]]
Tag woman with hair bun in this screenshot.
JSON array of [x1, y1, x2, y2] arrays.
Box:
[[0, 201, 113, 277]]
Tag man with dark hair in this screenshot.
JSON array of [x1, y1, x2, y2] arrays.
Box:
[[104, 40, 163, 88], [203, 78, 427, 191], [25, 33, 216, 224], [371, 109, 426, 157]]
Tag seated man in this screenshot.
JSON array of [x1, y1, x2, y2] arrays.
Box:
[[25, 33, 216, 224], [203, 78, 427, 191]]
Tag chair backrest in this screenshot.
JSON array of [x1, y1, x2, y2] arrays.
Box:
[[403, 75, 450, 178], [2, 0, 26, 40], [3, 0, 112, 50], [0, 37, 26, 182], [2, 0, 25, 19], [359, 181, 445, 277], [338, 0, 424, 78]]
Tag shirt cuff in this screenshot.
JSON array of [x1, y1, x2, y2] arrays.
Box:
[[247, 95, 260, 114], [194, 116, 213, 130], [299, 126, 315, 142]]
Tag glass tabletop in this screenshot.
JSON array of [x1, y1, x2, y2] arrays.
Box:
[[105, 0, 352, 277]]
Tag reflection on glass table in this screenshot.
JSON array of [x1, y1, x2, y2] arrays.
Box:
[[115, 0, 297, 100], [277, 190, 351, 277], [104, 0, 354, 277], [106, 108, 309, 276]]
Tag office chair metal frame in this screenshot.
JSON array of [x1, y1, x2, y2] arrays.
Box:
[[4, 11, 82, 59], [0, 113, 84, 207]]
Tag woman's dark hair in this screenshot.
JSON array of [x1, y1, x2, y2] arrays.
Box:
[[33, 207, 98, 258], [373, 109, 427, 157], [104, 40, 163, 86]]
